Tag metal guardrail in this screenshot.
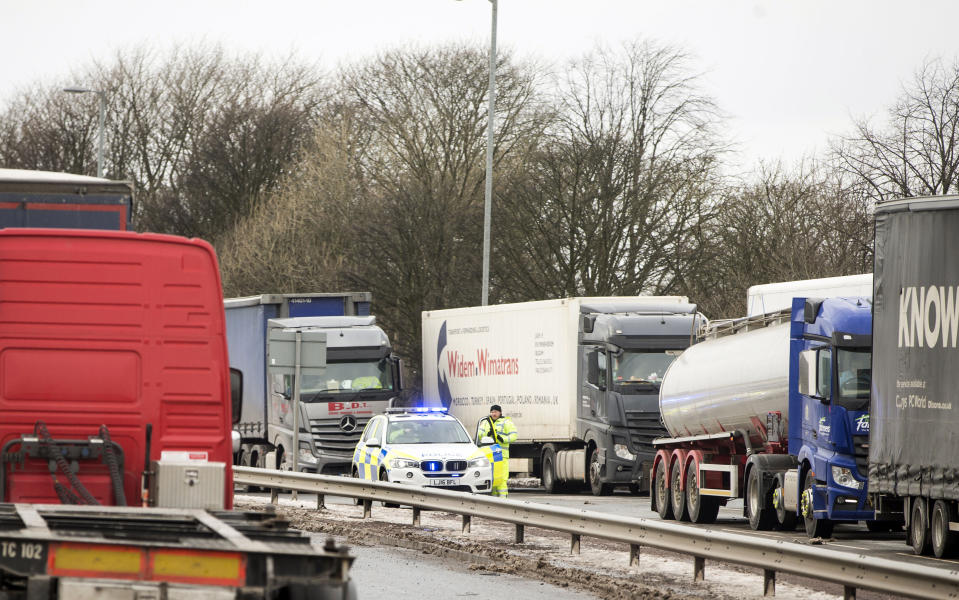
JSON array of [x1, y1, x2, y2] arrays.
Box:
[[233, 466, 959, 600]]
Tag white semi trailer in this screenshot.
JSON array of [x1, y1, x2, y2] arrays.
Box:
[[747, 274, 872, 317], [422, 297, 704, 495]]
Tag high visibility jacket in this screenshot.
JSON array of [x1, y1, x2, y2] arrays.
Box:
[[477, 416, 518, 451], [351, 376, 383, 390]]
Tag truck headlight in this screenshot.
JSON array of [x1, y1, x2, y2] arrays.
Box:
[[614, 444, 636, 461], [298, 445, 318, 464], [390, 458, 419, 469], [468, 457, 490, 468], [831, 466, 863, 489]]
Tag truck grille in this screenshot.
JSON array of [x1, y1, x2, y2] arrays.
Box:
[[309, 417, 372, 455], [853, 435, 869, 477], [445, 460, 467, 472], [625, 410, 668, 455]]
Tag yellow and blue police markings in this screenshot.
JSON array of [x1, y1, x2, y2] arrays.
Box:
[[351, 411, 502, 494]]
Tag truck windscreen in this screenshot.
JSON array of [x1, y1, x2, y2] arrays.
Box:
[[835, 348, 871, 411], [298, 359, 395, 396], [612, 350, 680, 387]]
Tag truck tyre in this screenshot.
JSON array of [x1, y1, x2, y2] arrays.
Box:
[[542, 447, 566, 494], [670, 456, 688, 521], [588, 448, 613, 497], [686, 466, 719, 524], [931, 500, 954, 558], [653, 460, 673, 520], [801, 470, 833, 538], [911, 497, 932, 555], [747, 468, 775, 531]]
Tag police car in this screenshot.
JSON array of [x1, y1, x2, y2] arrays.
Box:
[[351, 407, 500, 493]]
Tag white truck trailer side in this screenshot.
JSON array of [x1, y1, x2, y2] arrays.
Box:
[[422, 297, 703, 495]]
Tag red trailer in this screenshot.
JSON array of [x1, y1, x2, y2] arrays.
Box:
[[0, 228, 233, 508]]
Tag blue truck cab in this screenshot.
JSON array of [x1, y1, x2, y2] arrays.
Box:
[[786, 296, 874, 536]]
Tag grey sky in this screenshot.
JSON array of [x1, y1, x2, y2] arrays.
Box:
[[2, 0, 957, 169]]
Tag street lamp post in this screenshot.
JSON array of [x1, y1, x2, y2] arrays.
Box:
[[483, 0, 498, 306], [481, 0, 497, 307], [63, 87, 106, 178], [458, 0, 497, 306]]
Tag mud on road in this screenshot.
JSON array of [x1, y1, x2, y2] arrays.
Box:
[[236, 495, 851, 600]]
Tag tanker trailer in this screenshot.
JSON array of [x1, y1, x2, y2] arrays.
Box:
[[650, 297, 885, 537]]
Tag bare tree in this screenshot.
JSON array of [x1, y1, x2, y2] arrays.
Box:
[[493, 41, 726, 301], [218, 108, 364, 296], [0, 44, 327, 240], [336, 44, 547, 383], [678, 160, 873, 318], [834, 57, 959, 201], [0, 84, 98, 174]]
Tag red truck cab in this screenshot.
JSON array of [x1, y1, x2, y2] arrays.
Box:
[[0, 229, 233, 508]]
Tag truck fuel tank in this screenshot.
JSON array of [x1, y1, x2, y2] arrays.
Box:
[[659, 317, 790, 443]]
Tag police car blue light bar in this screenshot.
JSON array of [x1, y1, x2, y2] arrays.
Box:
[[384, 406, 449, 414]]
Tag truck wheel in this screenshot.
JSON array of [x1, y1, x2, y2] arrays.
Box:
[[686, 466, 719, 524], [653, 460, 673, 520], [931, 500, 954, 558], [801, 470, 833, 538], [670, 457, 688, 521], [746, 468, 775, 531], [542, 448, 566, 494], [911, 497, 932, 555], [773, 476, 797, 531], [588, 448, 613, 497]]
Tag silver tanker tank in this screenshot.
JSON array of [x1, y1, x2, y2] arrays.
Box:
[[659, 319, 790, 442]]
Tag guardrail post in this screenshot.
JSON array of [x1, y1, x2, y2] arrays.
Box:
[[515, 524, 524, 543], [843, 586, 856, 600], [693, 556, 705, 582], [412, 507, 421, 527], [270, 488, 278, 505], [462, 515, 471, 534], [317, 494, 325, 510], [763, 569, 775, 596], [629, 544, 640, 567], [362, 499, 372, 519], [570, 534, 581, 555]]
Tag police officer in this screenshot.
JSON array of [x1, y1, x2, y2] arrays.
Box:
[[477, 404, 518, 497]]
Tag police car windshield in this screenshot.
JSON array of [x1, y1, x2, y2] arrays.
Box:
[[386, 420, 471, 444]]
